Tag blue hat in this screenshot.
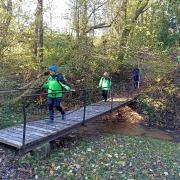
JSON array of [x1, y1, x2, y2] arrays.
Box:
[[49, 65, 58, 73]]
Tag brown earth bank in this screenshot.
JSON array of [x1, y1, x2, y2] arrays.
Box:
[[129, 67, 180, 131]]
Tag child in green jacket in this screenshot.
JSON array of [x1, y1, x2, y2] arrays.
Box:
[[43, 65, 71, 123], [99, 72, 111, 102]]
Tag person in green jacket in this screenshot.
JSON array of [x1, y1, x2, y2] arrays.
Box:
[[99, 72, 111, 102], [43, 65, 71, 123], [176, 47, 180, 66], [177, 55, 180, 64]]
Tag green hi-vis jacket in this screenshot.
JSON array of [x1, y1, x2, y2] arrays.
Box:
[[177, 56, 180, 62], [99, 77, 111, 90], [43, 74, 71, 98]]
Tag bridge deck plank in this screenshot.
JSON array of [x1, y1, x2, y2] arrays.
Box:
[[0, 99, 132, 150]]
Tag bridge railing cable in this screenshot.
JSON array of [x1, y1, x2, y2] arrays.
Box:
[[0, 89, 30, 129], [20, 89, 97, 148]]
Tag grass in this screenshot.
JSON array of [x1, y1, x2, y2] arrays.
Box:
[[0, 107, 23, 129], [21, 135, 180, 179]]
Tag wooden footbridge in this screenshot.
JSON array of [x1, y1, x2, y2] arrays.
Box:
[[0, 88, 135, 153]]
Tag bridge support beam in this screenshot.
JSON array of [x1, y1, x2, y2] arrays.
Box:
[[30, 142, 51, 160]]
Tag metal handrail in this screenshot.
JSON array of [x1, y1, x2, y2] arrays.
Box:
[[0, 83, 134, 150], [20, 87, 111, 149]]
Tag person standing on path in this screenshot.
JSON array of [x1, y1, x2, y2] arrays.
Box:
[[132, 66, 140, 89], [98, 72, 111, 102]]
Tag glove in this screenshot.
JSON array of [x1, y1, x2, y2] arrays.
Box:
[[44, 71, 49, 76]]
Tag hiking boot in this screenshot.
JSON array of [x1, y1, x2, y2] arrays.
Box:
[[47, 119, 54, 124]]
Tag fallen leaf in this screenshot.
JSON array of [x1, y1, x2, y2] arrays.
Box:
[[55, 166, 61, 170], [87, 148, 92, 152], [51, 162, 56, 169], [50, 170, 54, 176], [107, 154, 112, 158]]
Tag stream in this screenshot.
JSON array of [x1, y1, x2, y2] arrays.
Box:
[[71, 106, 179, 142]]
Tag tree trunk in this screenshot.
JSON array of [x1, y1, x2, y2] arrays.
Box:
[[0, 0, 12, 58], [38, 0, 44, 67], [75, 0, 80, 38], [118, 0, 149, 60], [92, 3, 96, 44], [1, 0, 12, 35], [33, 3, 39, 61], [80, 0, 88, 37]]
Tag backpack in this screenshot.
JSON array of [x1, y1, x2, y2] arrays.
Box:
[[58, 81, 71, 91], [55, 73, 71, 91]]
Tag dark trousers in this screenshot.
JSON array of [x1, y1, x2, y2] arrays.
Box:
[[48, 97, 65, 120], [102, 90, 108, 102], [134, 82, 139, 88], [133, 75, 140, 89]]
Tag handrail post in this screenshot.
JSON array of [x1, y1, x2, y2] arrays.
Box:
[[22, 96, 27, 151], [110, 85, 113, 112], [82, 90, 87, 125]]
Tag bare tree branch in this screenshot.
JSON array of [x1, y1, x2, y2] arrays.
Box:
[[1, 0, 12, 11], [85, 6, 122, 34], [132, 0, 150, 23], [142, 6, 150, 13], [88, 2, 106, 20], [85, 22, 111, 33]]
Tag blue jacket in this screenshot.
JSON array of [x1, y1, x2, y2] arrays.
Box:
[[132, 68, 140, 76]]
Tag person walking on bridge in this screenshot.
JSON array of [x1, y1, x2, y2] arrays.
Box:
[[99, 72, 111, 102], [43, 65, 71, 124]]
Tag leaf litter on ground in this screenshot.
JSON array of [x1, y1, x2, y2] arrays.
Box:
[[16, 134, 180, 179]]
